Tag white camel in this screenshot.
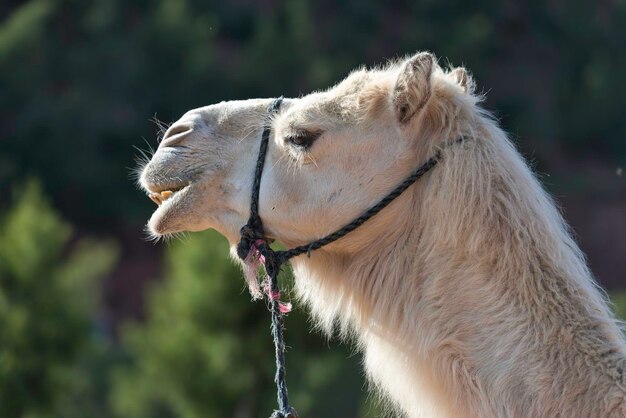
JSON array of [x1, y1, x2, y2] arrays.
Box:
[[140, 52, 626, 417]]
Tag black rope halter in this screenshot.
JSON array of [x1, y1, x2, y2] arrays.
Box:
[[236, 97, 460, 418]]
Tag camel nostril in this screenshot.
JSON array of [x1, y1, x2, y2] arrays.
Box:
[[160, 123, 193, 147]]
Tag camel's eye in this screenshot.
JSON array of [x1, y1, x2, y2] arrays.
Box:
[[286, 130, 322, 149]]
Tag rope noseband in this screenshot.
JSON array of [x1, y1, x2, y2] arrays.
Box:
[[236, 97, 458, 418]]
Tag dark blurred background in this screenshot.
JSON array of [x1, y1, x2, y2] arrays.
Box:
[[0, 1, 625, 417]]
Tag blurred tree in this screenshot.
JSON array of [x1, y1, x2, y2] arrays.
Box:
[[613, 293, 626, 321], [112, 230, 367, 418], [0, 180, 118, 418]]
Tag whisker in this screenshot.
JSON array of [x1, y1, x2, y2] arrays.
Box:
[[150, 114, 172, 143]]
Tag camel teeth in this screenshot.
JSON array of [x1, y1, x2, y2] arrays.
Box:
[[149, 193, 162, 206], [161, 190, 173, 200]]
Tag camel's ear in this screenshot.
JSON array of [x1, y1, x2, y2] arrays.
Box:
[[392, 52, 435, 124], [451, 67, 468, 92]]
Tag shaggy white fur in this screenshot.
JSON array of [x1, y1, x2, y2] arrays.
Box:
[[141, 52, 626, 417]]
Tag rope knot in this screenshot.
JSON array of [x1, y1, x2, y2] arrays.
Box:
[[236, 223, 263, 260]]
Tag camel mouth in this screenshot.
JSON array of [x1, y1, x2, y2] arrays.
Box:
[[140, 158, 206, 236], [145, 182, 196, 236]]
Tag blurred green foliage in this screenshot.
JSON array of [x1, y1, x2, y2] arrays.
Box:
[[0, 180, 118, 418], [613, 293, 626, 321], [112, 230, 368, 418]]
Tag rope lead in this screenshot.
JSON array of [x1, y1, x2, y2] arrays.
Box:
[[237, 96, 461, 417]]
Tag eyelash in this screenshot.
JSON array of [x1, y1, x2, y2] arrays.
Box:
[[286, 130, 322, 150]]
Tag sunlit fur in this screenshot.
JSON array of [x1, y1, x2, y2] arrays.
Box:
[[140, 52, 626, 417]]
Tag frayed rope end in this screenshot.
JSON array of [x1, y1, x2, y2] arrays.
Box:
[[242, 241, 292, 314]]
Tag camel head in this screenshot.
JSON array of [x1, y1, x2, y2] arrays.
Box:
[[140, 52, 470, 248]]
